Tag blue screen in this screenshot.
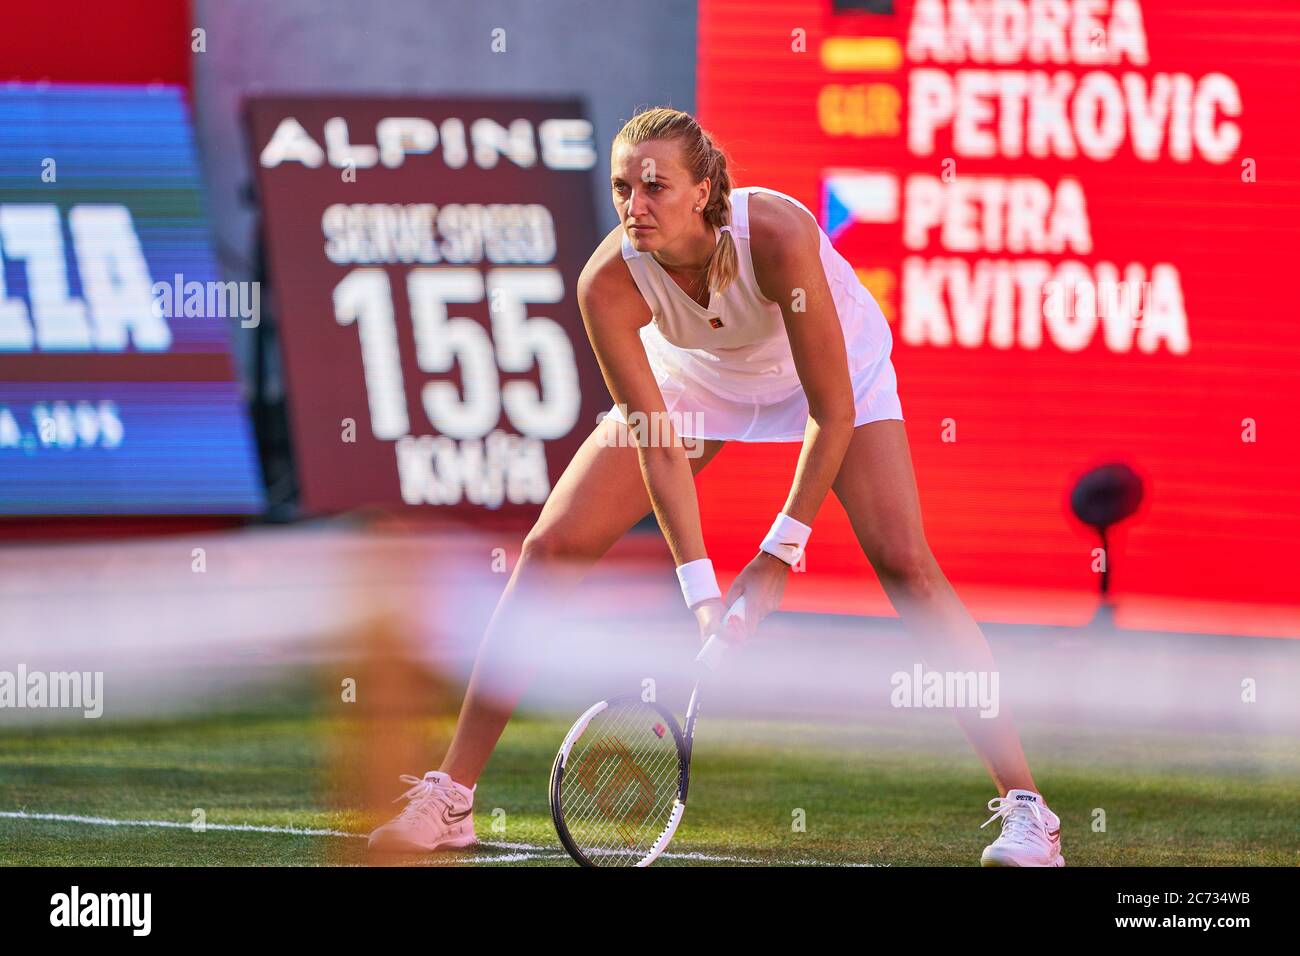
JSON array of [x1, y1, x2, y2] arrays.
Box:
[[0, 85, 264, 515]]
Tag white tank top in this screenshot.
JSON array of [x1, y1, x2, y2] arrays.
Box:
[[620, 186, 888, 405]]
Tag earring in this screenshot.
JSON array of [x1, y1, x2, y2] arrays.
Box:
[[693, 206, 701, 213]]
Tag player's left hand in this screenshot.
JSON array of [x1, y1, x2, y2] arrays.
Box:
[[722, 550, 790, 640]]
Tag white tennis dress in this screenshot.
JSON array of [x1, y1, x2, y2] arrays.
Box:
[[606, 185, 903, 442]]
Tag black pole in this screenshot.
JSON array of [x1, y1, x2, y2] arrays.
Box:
[[1099, 525, 1110, 598]]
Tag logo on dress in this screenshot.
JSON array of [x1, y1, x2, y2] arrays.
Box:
[[709, 317, 724, 329]]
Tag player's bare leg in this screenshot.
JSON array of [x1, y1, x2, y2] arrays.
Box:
[[831, 420, 1038, 796], [439, 418, 725, 788]]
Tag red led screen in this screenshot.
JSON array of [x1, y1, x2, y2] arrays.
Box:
[[697, 0, 1300, 635]]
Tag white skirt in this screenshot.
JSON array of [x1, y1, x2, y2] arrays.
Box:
[[605, 329, 904, 443]]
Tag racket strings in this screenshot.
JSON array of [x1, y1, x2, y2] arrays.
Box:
[[559, 701, 683, 865], [563, 711, 678, 851], [569, 741, 681, 862], [572, 755, 677, 864]]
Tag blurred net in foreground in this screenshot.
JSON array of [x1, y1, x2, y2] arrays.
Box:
[[1, 518, 1297, 863]]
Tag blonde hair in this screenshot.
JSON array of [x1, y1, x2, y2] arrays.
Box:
[[613, 107, 739, 295]]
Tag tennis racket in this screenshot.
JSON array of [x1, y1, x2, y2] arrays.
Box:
[[548, 596, 746, 867]]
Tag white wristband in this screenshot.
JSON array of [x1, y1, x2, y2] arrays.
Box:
[[676, 558, 721, 609], [759, 512, 811, 566]]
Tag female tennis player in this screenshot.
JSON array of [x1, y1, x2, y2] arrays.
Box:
[[368, 107, 1063, 867]]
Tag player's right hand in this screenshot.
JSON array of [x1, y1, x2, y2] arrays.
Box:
[[693, 598, 744, 645]]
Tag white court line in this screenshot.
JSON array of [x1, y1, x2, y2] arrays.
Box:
[[1, 810, 365, 839], [0, 810, 874, 866], [413, 852, 570, 865], [325, 854, 572, 867]]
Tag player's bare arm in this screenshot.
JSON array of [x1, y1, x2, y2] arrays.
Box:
[[722, 194, 858, 629], [576, 232, 726, 640]]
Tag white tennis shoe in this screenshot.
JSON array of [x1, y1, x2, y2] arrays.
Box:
[[367, 771, 478, 853], [979, 789, 1065, 867]]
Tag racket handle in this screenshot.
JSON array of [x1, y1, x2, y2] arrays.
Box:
[[726, 595, 747, 625], [695, 634, 726, 670], [695, 596, 746, 671]]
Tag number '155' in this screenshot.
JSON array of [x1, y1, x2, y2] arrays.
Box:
[[333, 267, 581, 442]]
